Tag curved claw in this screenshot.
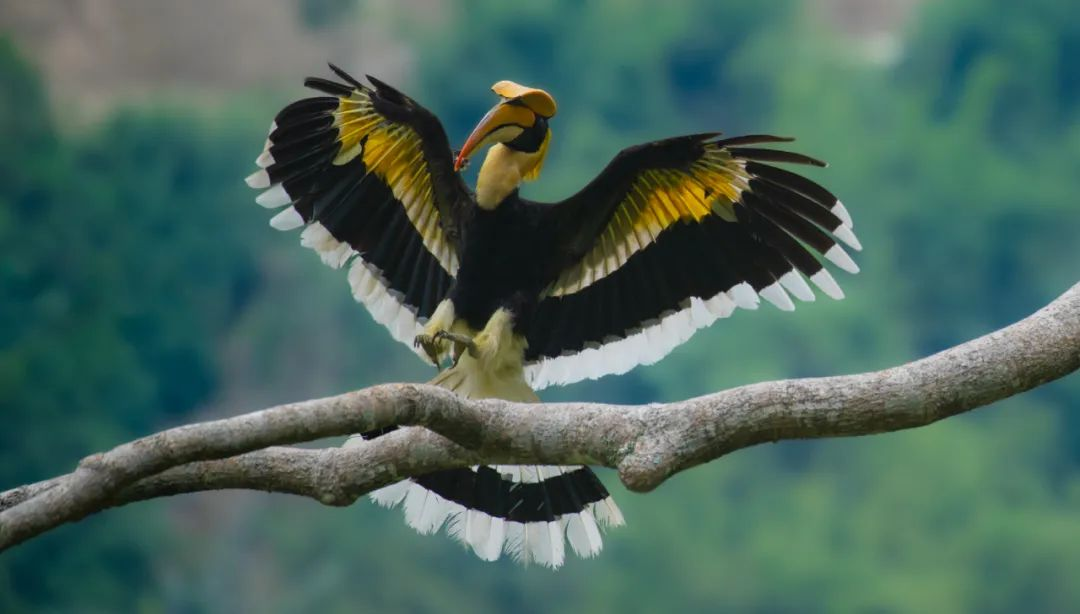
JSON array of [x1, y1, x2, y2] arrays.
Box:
[[432, 330, 478, 366], [413, 333, 443, 372]]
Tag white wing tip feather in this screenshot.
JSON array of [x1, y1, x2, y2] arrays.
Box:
[[811, 269, 845, 300], [525, 288, 738, 389], [705, 292, 737, 318], [760, 282, 796, 312], [779, 270, 815, 302], [256, 184, 292, 209], [344, 259, 425, 355], [729, 282, 760, 310], [824, 244, 860, 274], [244, 169, 270, 189], [831, 201, 854, 228], [832, 224, 863, 252], [256, 150, 275, 168], [269, 206, 304, 231]]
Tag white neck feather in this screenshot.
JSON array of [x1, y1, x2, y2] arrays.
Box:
[[475, 144, 537, 209]]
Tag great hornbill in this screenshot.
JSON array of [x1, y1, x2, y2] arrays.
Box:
[[246, 64, 860, 567]]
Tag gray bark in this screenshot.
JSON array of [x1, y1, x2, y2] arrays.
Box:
[[2, 282, 1078, 552]]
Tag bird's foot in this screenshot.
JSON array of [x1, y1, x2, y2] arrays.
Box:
[[413, 333, 445, 371], [432, 330, 478, 367]]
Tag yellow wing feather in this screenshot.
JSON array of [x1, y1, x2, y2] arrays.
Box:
[[329, 93, 459, 275], [546, 143, 751, 297]]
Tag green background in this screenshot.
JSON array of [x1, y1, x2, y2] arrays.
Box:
[[2, 0, 1079, 611]]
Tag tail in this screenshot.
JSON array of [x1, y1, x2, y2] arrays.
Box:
[[366, 354, 624, 568]]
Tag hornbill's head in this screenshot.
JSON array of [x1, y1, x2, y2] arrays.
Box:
[[454, 81, 557, 178]]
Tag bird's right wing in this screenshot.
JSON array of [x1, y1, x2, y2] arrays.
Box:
[[525, 133, 860, 388], [246, 65, 472, 354]]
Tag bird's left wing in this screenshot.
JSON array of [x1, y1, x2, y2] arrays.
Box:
[[525, 133, 861, 388], [246, 65, 471, 354]]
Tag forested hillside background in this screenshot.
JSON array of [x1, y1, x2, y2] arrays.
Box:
[[2, 1, 1079, 611]]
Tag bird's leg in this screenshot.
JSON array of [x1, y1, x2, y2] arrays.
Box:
[[432, 330, 479, 367], [468, 308, 518, 370], [416, 307, 519, 371], [413, 299, 457, 370]]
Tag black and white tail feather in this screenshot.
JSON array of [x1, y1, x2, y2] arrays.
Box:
[[363, 459, 623, 568]]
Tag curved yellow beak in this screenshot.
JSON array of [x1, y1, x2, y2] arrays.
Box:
[[454, 101, 536, 171]]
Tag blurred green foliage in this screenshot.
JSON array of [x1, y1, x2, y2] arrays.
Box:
[[2, 0, 1079, 611]]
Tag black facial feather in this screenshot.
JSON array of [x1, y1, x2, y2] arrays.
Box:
[[505, 116, 549, 153]]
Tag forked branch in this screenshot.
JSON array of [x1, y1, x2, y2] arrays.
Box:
[[2, 282, 1078, 552]]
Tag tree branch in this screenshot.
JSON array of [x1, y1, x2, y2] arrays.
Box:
[[3, 282, 1078, 552]]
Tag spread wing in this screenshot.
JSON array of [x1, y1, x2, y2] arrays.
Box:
[[525, 133, 861, 388], [245, 65, 471, 355]]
